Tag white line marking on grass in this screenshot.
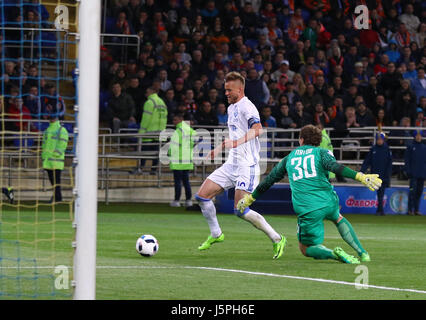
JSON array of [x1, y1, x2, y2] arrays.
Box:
[[3, 264, 426, 295]]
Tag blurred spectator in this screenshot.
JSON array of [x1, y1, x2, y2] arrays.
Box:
[[404, 130, 426, 215], [288, 40, 306, 72], [389, 117, 414, 164], [271, 60, 294, 82], [164, 88, 178, 120], [216, 102, 228, 126], [395, 23, 411, 48], [276, 104, 296, 130], [301, 83, 323, 114], [361, 132, 393, 215], [183, 88, 198, 116], [157, 69, 172, 93], [356, 102, 375, 127], [380, 62, 402, 102], [200, 1, 219, 27], [114, 11, 132, 35], [7, 96, 37, 132], [284, 81, 301, 109], [126, 77, 145, 123], [260, 105, 277, 128], [42, 84, 65, 120], [206, 88, 221, 110], [375, 108, 391, 128], [410, 68, 426, 104], [332, 106, 360, 142], [195, 101, 218, 126], [312, 102, 330, 128], [107, 82, 136, 133], [239, 2, 259, 29], [398, 4, 420, 35], [385, 40, 401, 63], [25, 85, 42, 118], [291, 101, 313, 128], [414, 22, 426, 48], [392, 91, 418, 125], [414, 108, 424, 127], [178, 0, 198, 23], [403, 61, 418, 80], [245, 68, 270, 110]]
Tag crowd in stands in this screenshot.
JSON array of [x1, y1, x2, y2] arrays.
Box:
[[98, 0, 426, 141], [1, 0, 426, 143], [0, 0, 66, 135]]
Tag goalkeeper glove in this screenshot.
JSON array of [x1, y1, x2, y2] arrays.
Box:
[[355, 172, 382, 191], [237, 194, 256, 214]]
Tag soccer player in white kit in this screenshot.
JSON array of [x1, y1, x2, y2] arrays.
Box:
[[195, 72, 286, 259]]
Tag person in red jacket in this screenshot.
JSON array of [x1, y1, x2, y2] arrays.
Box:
[[7, 96, 38, 132], [360, 28, 380, 50]]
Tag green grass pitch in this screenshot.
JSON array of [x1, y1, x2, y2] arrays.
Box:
[[1, 203, 426, 299]]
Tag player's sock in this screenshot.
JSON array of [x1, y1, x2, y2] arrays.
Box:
[[305, 244, 337, 260], [336, 217, 367, 256], [240, 209, 281, 243], [195, 194, 222, 238]]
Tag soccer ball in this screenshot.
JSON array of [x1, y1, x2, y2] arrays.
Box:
[[136, 234, 159, 257]]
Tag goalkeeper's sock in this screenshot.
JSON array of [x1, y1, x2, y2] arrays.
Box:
[[305, 245, 337, 260], [195, 194, 222, 238], [336, 217, 367, 256], [240, 209, 281, 243]]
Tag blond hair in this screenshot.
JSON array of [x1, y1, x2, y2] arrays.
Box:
[[225, 71, 245, 87]]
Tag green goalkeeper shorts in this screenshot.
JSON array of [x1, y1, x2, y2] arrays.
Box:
[[296, 194, 340, 246]]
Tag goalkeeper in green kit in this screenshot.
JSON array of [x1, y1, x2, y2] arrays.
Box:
[[238, 125, 381, 264]]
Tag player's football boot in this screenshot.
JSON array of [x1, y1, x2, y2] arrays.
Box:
[[333, 247, 360, 264], [360, 252, 371, 262], [273, 235, 287, 260], [198, 233, 225, 250]]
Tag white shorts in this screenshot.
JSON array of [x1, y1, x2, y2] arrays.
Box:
[[207, 163, 260, 193]]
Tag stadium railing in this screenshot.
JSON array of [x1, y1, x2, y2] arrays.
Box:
[[0, 121, 416, 202]]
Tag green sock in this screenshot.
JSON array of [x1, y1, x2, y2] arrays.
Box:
[[336, 217, 366, 256], [305, 244, 337, 260]]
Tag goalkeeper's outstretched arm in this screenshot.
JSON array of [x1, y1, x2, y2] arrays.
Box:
[[320, 149, 382, 191]]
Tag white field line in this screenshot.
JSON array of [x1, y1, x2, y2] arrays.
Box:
[[2, 264, 426, 295]]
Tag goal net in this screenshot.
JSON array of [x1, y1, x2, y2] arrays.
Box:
[[0, 0, 79, 299]]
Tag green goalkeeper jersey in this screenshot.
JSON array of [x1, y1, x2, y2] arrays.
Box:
[[252, 145, 357, 216]]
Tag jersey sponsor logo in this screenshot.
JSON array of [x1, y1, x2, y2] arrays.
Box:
[[345, 195, 387, 208]]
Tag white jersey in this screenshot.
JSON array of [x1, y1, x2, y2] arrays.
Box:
[[225, 96, 261, 167]]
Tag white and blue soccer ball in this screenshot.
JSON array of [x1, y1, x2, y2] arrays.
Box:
[[136, 234, 159, 257]]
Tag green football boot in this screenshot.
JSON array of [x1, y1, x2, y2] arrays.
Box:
[[273, 235, 287, 260], [360, 252, 371, 262], [198, 233, 225, 250], [333, 247, 360, 264]]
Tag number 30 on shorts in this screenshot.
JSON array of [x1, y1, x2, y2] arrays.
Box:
[[291, 155, 317, 181]]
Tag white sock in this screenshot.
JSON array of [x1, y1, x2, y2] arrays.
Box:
[[242, 209, 281, 243], [197, 197, 222, 238]]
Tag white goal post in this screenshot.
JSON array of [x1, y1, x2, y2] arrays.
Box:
[[73, 0, 101, 300]]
